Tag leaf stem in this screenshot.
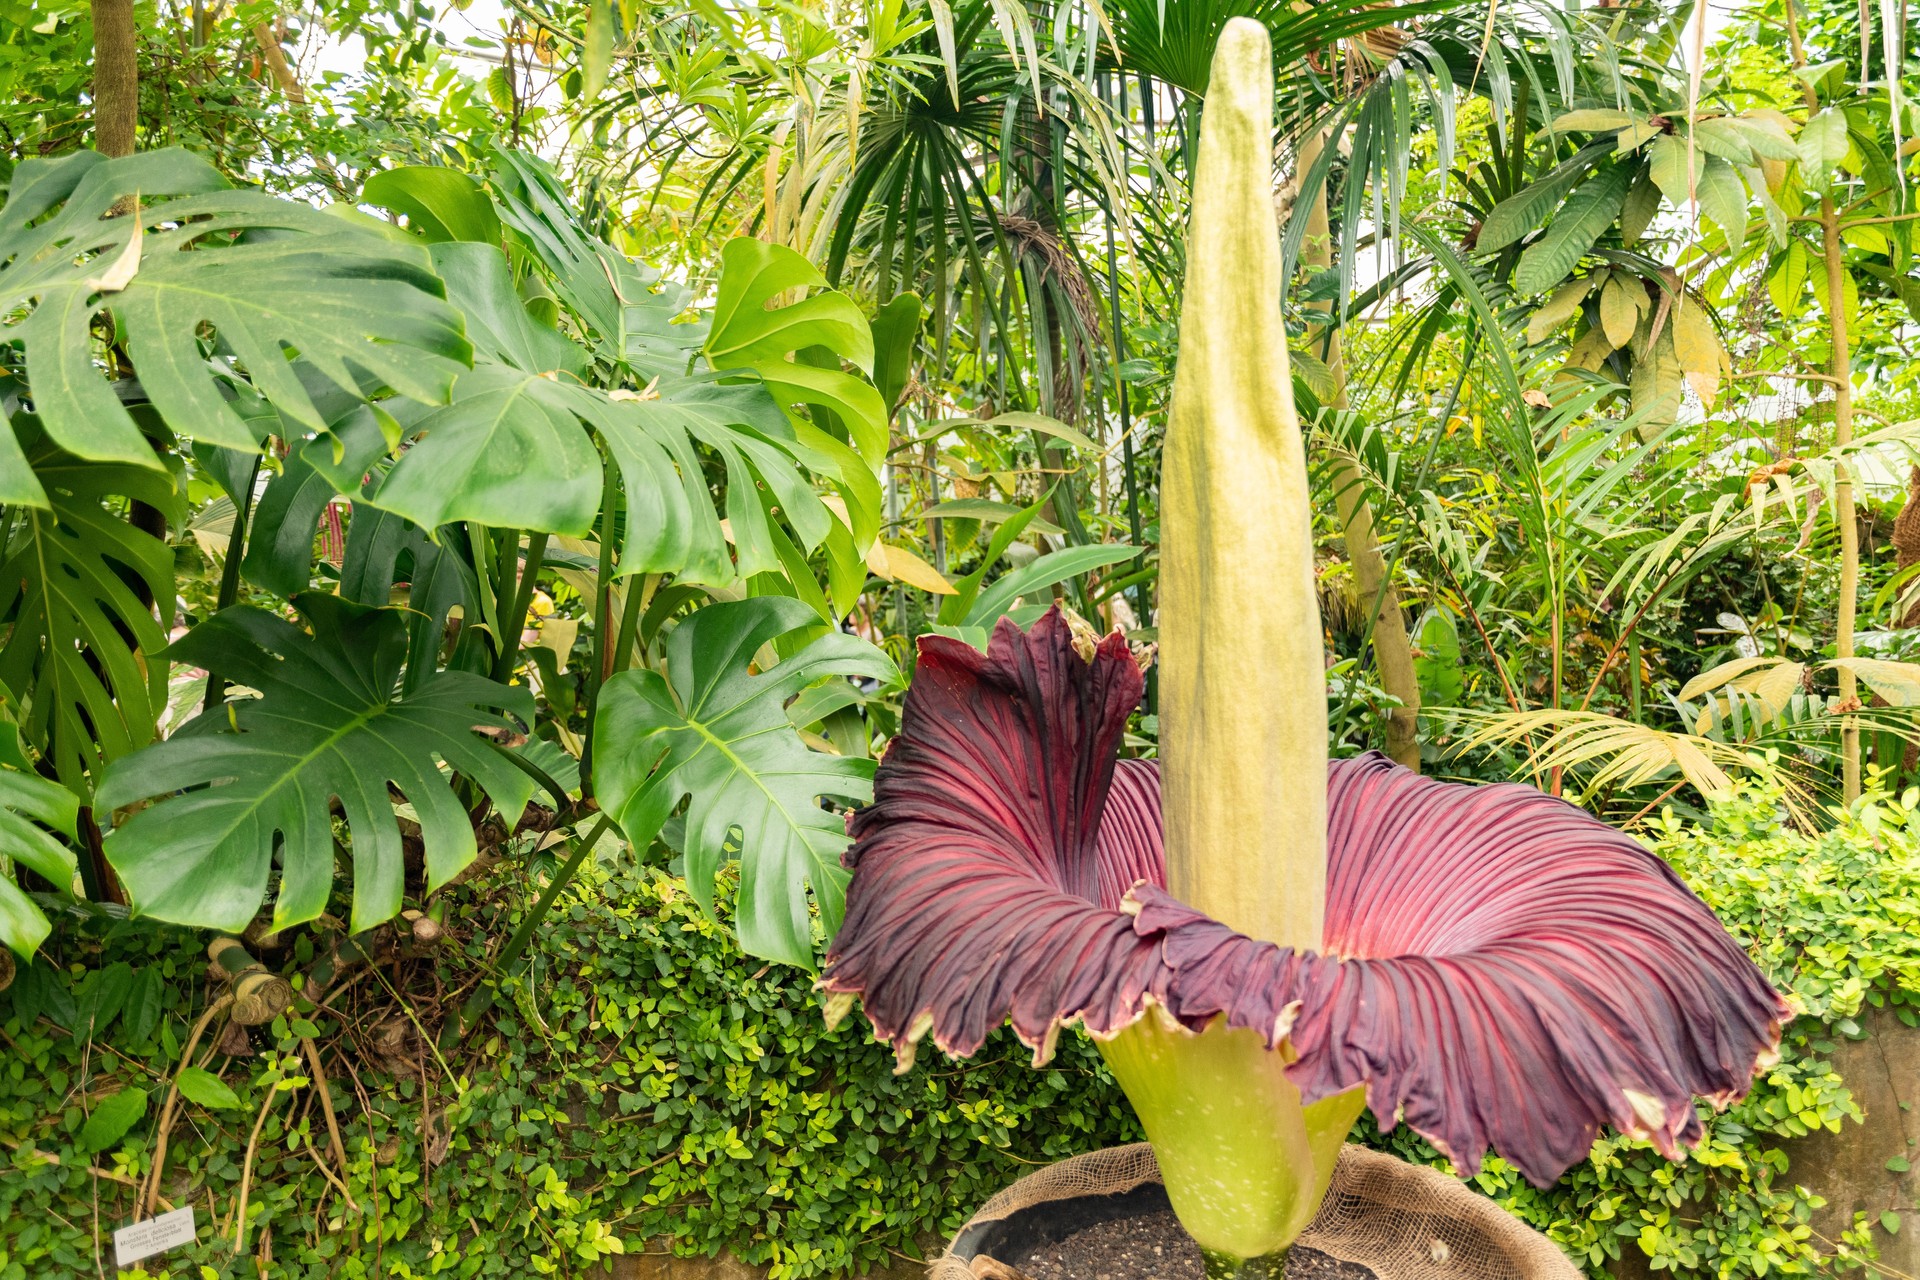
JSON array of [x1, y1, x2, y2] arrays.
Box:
[[203, 453, 264, 712], [492, 531, 550, 685], [609, 572, 650, 677], [444, 813, 614, 1045]]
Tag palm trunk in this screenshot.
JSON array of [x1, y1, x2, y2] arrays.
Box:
[[1299, 129, 1422, 771]]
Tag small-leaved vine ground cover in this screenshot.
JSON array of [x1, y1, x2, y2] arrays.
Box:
[[3, 782, 1916, 1279]]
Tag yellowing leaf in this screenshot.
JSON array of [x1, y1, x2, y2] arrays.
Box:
[[1615, 120, 1663, 153], [1562, 324, 1618, 376], [872, 543, 956, 594], [1600, 276, 1641, 348], [1526, 277, 1595, 344], [1552, 109, 1636, 132], [1679, 655, 1789, 702], [1672, 302, 1725, 408], [1828, 658, 1920, 706]]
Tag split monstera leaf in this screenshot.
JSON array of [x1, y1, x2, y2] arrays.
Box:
[[819, 21, 1787, 1278]]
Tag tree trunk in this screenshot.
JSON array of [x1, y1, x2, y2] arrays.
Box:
[[90, 0, 138, 157], [1299, 129, 1423, 771]]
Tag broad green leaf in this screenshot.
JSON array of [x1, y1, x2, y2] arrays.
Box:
[[936, 495, 1052, 625], [487, 146, 695, 372], [592, 598, 898, 967], [174, 1066, 241, 1111], [1620, 170, 1661, 246], [1696, 156, 1749, 258], [1692, 119, 1756, 165], [1514, 163, 1632, 295], [374, 363, 605, 538], [870, 293, 922, 415], [337, 505, 482, 693], [364, 243, 861, 591], [1614, 120, 1663, 153], [921, 498, 1066, 535], [97, 595, 536, 934], [1843, 224, 1892, 254], [582, 0, 614, 99], [0, 712, 79, 959], [1649, 134, 1698, 208], [1730, 114, 1802, 161], [78, 1087, 146, 1153], [1475, 141, 1612, 254], [1630, 323, 1685, 434], [430, 242, 586, 379], [0, 420, 181, 791], [1412, 610, 1464, 707], [982, 411, 1101, 453], [243, 448, 339, 599], [362, 166, 503, 245], [704, 238, 887, 466], [1769, 240, 1811, 317], [1550, 109, 1635, 133], [1527, 278, 1596, 345], [965, 544, 1140, 628], [0, 148, 466, 475], [122, 965, 162, 1043], [1799, 109, 1850, 182]]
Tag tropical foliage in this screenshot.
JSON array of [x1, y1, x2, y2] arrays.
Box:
[[6, 0, 1920, 1272]]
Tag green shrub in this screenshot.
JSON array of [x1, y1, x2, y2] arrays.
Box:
[[0, 860, 1139, 1280], [4, 782, 1918, 1278], [1369, 779, 1920, 1277]]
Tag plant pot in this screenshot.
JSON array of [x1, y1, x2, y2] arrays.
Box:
[[930, 1144, 1581, 1280]]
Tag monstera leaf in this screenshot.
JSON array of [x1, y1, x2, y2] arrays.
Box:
[[0, 147, 466, 491], [96, 595, 535, 934], [360, 242, 878, 591], [592, 597, 897, 967], [485, 148, 698, 375], [0, 712, 79, 958], [0, 419, 182, 790], [704, 238, 888, 468]]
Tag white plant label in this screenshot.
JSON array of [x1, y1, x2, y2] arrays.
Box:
[[113, 1206, 196, 1267]]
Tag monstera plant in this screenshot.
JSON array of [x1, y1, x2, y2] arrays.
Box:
[[0, 142, 912, 984], [818, 22, 1787, 1278]]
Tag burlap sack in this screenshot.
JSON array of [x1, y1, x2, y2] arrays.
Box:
[[931, 1143, 1580, 1280]]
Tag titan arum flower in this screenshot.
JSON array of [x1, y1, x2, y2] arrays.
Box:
[[820, 19, 1788, 1280]]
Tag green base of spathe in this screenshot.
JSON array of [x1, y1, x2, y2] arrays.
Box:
[[1202, 1247, 1291, 1280], [1098, 1012, 1366, 1264]]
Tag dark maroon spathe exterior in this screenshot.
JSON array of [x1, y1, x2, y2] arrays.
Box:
[[821, 610, 1790, 1188]]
